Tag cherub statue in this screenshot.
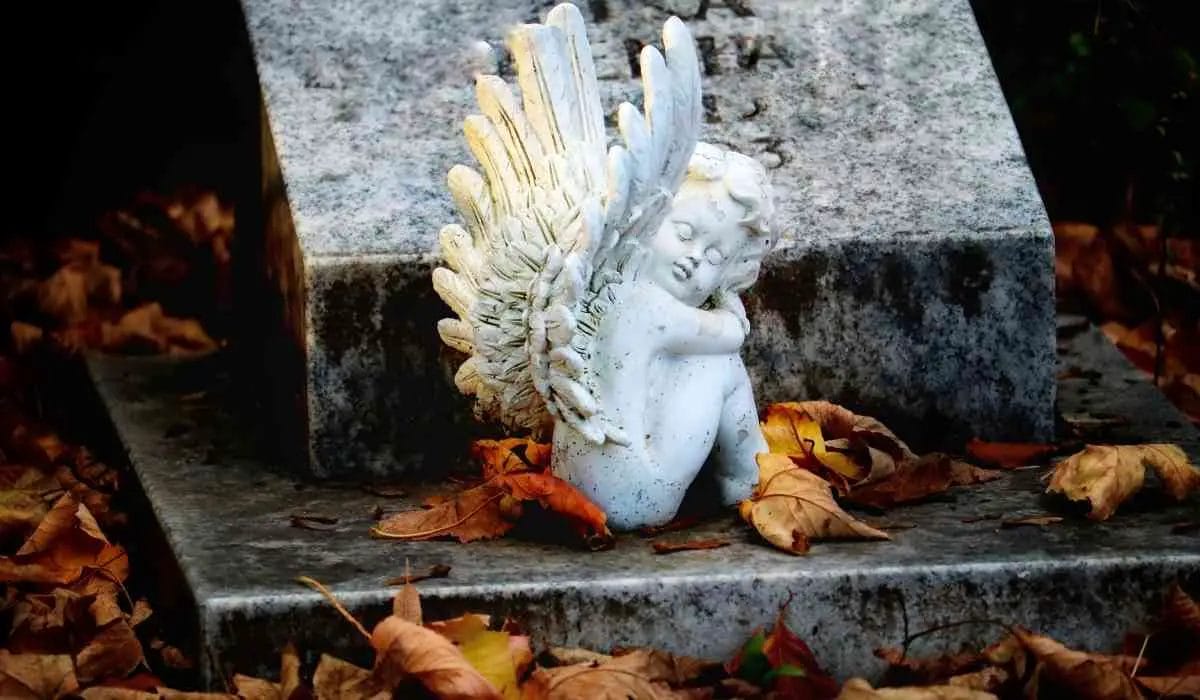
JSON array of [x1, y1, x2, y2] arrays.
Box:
[[433, 3, 776, 530]]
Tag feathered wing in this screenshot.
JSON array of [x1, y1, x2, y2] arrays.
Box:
[[433, 2, 702, 444]]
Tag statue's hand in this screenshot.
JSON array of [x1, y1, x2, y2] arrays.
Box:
[[714, 291, 751, 337]]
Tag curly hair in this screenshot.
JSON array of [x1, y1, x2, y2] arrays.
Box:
[[681, 142, 777, 293]]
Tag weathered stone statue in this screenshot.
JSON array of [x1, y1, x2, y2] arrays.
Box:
[[433, 2, 776, 530]]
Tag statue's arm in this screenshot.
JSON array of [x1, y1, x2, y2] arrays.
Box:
[[647, 293, 745, 355]]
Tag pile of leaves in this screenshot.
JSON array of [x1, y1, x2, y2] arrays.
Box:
[[2, 187, 230, 357], [1055, 221, 1200, 424], [375, 401, 1199, 554]]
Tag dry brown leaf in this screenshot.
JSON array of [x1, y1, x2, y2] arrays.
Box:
[[72, 571, 126, 627], [78, 689, 160, 700], [370, 614, 501, 699], [1137, 675, 1200, 697], [372, 483, 512, 543], [740, 453, 889, 554], [521, 664, 678, 699], [1013, 628, 1142, 700], [280, 643, 302, 700], [836, 677, 997, 699], [8, 588, 89, 652], [427, 614, 491, 644], [1163, 583, 1200, 636], [875, 647, 984, 687], [1048, 444, 1199, 520], [384, 563, 451, 585], [0, 487, 50, 545], [232, 674, 282, 700], [10, 322, 45, 353], [965, 439, 1058, 469], [75, 619, 146, 683], [313, 654, 389, 700], [946, 667, 1009, 693], [602, 649, 719, 688], [1000, 515, 1064, 528], [129, 599, 153, 627], [848, 455, 1000, 509], [159, 645, 194, 671], [0, 649, 80, 699], [0, 494, 128, 585], [650, 538, 730, 554], [394, 576, 422, 625]]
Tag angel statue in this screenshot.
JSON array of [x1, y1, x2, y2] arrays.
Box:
[[432, 3, 777, 530]]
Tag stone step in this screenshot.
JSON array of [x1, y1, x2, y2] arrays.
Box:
[[85, 320, 1199, 688], [240, 0, 1056, 477]]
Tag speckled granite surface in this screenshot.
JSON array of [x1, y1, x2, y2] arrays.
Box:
[[87, 321, 1198, 688], [241, 0, 1056, 476]]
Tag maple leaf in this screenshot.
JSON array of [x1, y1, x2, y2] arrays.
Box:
[[372, 483, 514, 543], [965, 439, 1057, 469], [313, 654, 389, 700], [1047, 444, 1199, 520], [835, 677, 998, 699], [0, 650, 80, 699], [1013, 627, 1143, 700], [740, 453, 889, 554], [1163, 583, 1200, 637]]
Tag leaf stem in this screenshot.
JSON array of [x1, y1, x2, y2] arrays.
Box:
[[296, 576, 372, 642], [370, 492, 503, 540]]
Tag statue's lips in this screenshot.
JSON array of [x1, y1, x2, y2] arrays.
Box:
[[672, 261, 693, 281]]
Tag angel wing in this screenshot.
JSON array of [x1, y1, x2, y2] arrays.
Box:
[[433, 2, 702, 444]]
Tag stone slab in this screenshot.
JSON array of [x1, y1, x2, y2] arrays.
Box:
[[240, 0, 1057, 476], [86, 320, 1198, 688]]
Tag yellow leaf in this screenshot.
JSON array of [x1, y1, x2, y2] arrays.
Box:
[[740, 453, 889, 554], [1047, 444, 1199, 520], [761, 403, 865, 479], [460, 630, 520, 700]]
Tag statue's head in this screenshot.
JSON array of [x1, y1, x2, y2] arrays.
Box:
[[646, 143, 776, 306]]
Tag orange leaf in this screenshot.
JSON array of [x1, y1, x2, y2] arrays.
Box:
[[965, 438, 1057, 469], [75, 620, 146, 684], [372, 484, 513, 543], [0, 494, 128, 585], [471, 438, 550, 479], [0, 650, 80, 699], [494, 472, 611, 543], [1048, 444, 1199, 520], [1013, 628, 1143, 700]]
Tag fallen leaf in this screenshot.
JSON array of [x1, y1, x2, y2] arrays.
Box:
[[1000, 515, 1063, 528], [0, 494, 128, 585], [385, 563, 451, 585], [459, 629, 520, 699], [875, 647, 984, 687], [1047, 444, 1199, 520], [946, 667, 1009, 693], [740, 453, 889, 554], [290, 514, 339, 531], [160, 645, 194, 671], [493, 471, 612, 546], [279, 643, 302, 700], [762, 402, 898, 480], [965, 439, 1058, 469], [372, 483, 513, 543], [1136, 675, 1200, 697], [313, 654, 389, 700], [651, 538, 730, 554], [8, 588, 89, 653], [0, 650, 80, 699], [1013, 627, 1143, 700], [521, 664, 671, 699], [604, 648, 721, 687], [471, 438, 550, 479], [232, 674, 282, 700], [1162, 583, 1200, 636], [370, 614, 501, 699], [129, 599, 153, 627], [0, 487, 50, 547], [847, 454, 1000, 509], [10, 322, 45, 354], [393, 573, 422, 625], [637, 515, 703, 538], [836, 677, 997, 699], [75, 619, 146, 683]]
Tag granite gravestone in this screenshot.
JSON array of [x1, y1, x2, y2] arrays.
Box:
[[242, 0, 1055, 477]]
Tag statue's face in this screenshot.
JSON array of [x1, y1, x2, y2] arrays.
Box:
[[647, 181, 748, 307]]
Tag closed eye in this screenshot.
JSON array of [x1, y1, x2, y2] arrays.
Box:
[[675, 222, 694, 241], [704, 247, 725, 265]]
